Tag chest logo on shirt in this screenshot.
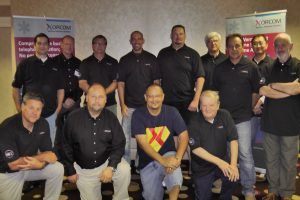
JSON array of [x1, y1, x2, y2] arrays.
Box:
[[104, 129, 111, 133], [217, 125, 224, 129], [39, 131, 45, 135], [52, 67, 58, 71], [184, 56, 190, 60], [240, 70, 248, 74], [4, 150, 14, 159], [189, 138, 195, 146], [146, 126, 170, 152], [145, 63, 151, 66], [74, 70, 81, 77], [106, 62, 112, 66]]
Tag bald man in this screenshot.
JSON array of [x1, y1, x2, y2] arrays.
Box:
[[132, 84, 189, 200], [62, 84, 130, 200], [259, 33, 300, 200]]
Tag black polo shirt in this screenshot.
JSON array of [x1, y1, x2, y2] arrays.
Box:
[[157, 45, 205, 104], [261, 57, 300, 136], [0, 113, 52, 173], [53, 53, 82, 103], [62, 107, 125, 176], [79, 54, 118, 106], [213, 56, 260, 124], [253, 55, 273, 77], [118, 50, 160, 108], [188, 109, 238, 176], [201, 52, 227, 91], [12, 56, 64, 118]]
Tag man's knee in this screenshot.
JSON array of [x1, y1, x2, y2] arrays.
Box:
[[117, 160, 131, 178], [46, 162, 64, 177]]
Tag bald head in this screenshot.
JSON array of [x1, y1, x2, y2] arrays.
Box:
[[87, 83, 106, 95], [86, 84, 107, 115], [145, 84, 164, 113], [146, 84, 164, 95]]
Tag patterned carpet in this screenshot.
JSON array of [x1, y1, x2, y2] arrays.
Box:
[[22, 158, 300, 200]]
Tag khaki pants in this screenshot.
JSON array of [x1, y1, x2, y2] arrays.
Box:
[[0, 162, 64, 200], [74, 158, 131, 200]]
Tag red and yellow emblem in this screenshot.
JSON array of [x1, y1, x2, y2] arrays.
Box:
[[146, 126, 170, 152]]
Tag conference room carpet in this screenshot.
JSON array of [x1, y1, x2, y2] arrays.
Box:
[[22, 157, 300, 200]]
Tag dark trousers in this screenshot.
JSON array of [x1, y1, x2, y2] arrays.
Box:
[[193, 168, 237, 200]]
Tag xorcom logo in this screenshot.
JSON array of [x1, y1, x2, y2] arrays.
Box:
[[47, 23, 72, 32], [256, 18, 282, 27]]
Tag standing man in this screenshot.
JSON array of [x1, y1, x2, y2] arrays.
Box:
[[118, 31, 160, 163], [62, 84, 130, 200], [79, 35, 118, 115], [53, 35, 82, 157], [131, 84, 189, 200], [259, 33, 300, 200], [12, 33, 65, 146], [157, 24, 205, 123], [188, 90, 239, 200], [213, 33, 261, 200], [201, 32, 227, 91], [0, 92, 64, 200]]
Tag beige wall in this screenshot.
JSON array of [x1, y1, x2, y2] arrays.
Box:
[[1, 0, 299, 121]]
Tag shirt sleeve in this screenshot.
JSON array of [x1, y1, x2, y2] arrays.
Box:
[[109, 59, 118, 82], [187, 114, 201, 151], [131, 110, 145, 136], [61, 117, 76, 176], [79, 60, 89, 81], [38, 120, 53, 152], [223, 110, 238, 142], [12, 60, 26, 88], [151, 57, 161, 81], [250, 64, 261, 93], [108, 114, 126, 169], [192, 51, 205, 80], [117, 58, 126, 82], [171, 108, 187, 136]]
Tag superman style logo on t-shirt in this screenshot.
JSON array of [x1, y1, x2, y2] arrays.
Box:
[[146, 126, 170, 152]]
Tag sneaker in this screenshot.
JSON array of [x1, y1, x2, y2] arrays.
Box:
[[262, 193, 277, 200]]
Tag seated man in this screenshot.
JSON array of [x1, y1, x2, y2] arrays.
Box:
[[62, 83, 130, 200], [188, 90, 239, 200], [0, 92, 64, 200], [132, 84, 189, 200]]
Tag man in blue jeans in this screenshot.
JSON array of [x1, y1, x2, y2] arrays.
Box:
[[188, 90, 239, 200], [213, 33, 261, 200], [131, 84, 189, 200]]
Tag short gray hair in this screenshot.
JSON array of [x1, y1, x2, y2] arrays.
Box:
[[205, 32, 221, 44], [22, 92, 45, 105]]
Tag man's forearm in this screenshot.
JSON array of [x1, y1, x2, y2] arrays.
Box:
[[192, 147, 224, 166], [229, 140, 238, 166], [193, 77, 205, 102], [56, 89, 64, 113], [12, 87, 22, 112], [259, 85, 290, 99], [79, 80, 90, 93], [271, 80, 300, 95], [117, 82, 126, 106], [34, 151, 57, 163], [106, 81, 117, 94], [176, 131, 189, 161]]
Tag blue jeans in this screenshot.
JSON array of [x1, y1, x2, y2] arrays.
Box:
[[236, 120, 256, 195], [193, 168, 237, 200], [140, 151, 183, 200], [121, 107, 136, 164]]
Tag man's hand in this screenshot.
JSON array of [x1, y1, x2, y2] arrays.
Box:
[[63, 98, 75, 109], [67, 174, 79, 184], [253, 99, 263, 115], [121, 104, 128, 117], [188, 99, 198, 112], [228, 165, 239, 182], [217, 160, 232, 178], [16, 156, 45, 170], [99, 167, 113, 183]]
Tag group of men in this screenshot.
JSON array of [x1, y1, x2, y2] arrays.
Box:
[[0, 24, 299, 200]]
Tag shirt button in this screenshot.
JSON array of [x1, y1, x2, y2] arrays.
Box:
[[69, 89, 72, 92], [94, 132, 96, 135], [94, 142, 96, 144], [94, 160, 97, 163], [68, 75, 71, 78], [94, 152, 97, 154], [94, 123, 96, 126], [69, 82, 72, 85]]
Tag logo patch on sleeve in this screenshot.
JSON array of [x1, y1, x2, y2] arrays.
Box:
[[146, 126, 170, 152], [189, 138, 195, 146], [5, 150, 14, 159]]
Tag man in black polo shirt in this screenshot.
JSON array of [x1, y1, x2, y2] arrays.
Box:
[[12, 33, 65, 146], [118, 31, 160, 163], [0, 92, 64, 200], [188, 90, 239, 200], [213, 33, 260, 200], [53, 35, 82, 159], [157, 24, 205, 123], [259, 33, 300, 200], [62, 84, 130, 200], [201, 32, 227, 91], [79, 35, 118, 115]]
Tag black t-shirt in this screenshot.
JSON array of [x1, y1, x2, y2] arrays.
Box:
[[118, 50, 160, 108], [0, 113, 52, 173], [62, 108, 125, 176], [53, 53, 82, 103], [261, 57, 300, 136], [131, 105, 186, 170], [213, 56, 261, 124], [201, 52, 227, 91], [188, 109, 238, 176], [157, 45, 205, 103], [12, 56, 64, 117], [79, 54, 118, 106]]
